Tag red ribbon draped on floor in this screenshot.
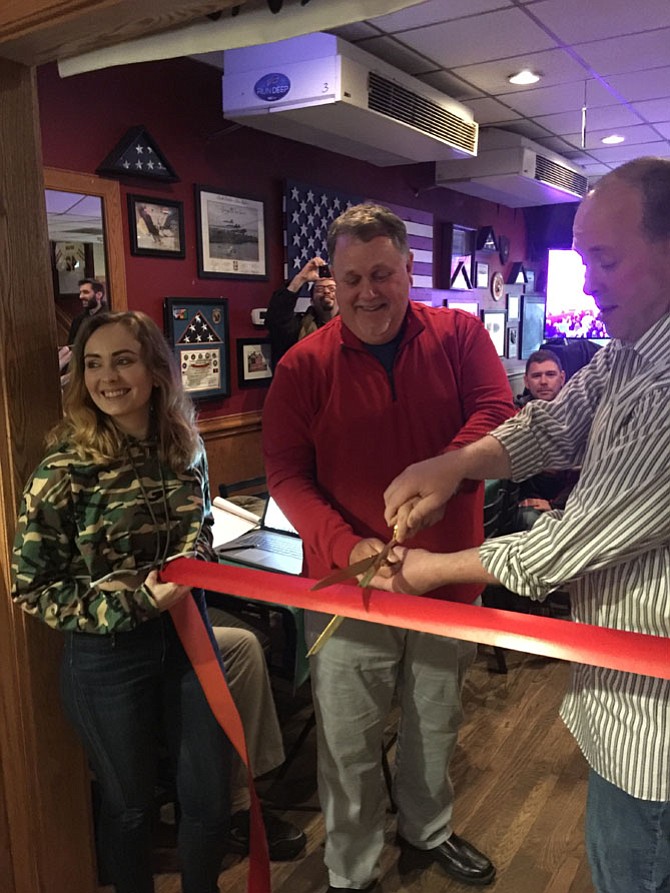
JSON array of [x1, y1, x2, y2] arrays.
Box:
[[165, 557, 670, 893], [168, 595, 270, 893]]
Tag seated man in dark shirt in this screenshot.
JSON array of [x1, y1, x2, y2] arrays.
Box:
[[265, 257, 338, 368], [514, 349, 579, 527], [514, 347, 565, 408]]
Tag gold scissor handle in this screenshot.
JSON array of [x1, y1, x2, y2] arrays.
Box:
[[307, 527, 398, 656]]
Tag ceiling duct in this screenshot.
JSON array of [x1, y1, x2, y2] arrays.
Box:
[[435, 128, 588, 207], [223, 32, 478, 166]]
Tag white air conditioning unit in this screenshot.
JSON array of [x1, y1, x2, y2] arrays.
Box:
[[435, 128, 588, 207], [223, 32, 478, 167]]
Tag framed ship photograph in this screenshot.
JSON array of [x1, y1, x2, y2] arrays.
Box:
[[195, 186, 267, 279]]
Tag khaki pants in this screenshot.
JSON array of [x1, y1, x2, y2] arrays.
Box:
[[310, 617, 475, 889], [208, 608, 286, 812]]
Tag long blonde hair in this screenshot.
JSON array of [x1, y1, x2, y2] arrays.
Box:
[[49, 311, 202, 471]]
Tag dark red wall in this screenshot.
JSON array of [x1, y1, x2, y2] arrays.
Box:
[[37, 57, 528, 417]]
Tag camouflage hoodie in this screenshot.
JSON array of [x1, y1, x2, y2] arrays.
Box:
[[11, 438, 213, 634]]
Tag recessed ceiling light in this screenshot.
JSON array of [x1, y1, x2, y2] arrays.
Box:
[[508, 70, 541, 85], [601, 134, 625, 145]]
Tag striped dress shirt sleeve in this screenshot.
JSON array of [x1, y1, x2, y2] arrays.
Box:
[[479, 313, 670, 800]]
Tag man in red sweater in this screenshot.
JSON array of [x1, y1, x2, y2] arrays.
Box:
[[263, 204, 515, 893]]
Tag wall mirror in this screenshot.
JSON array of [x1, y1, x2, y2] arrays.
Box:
[[44, 168, 127, 344]]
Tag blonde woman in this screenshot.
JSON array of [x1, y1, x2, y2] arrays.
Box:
[[12, 311, 230, 893]]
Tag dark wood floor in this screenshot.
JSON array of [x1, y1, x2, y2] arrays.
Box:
[[136, 645, 593, 893]]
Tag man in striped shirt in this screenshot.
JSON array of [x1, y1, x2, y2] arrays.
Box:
[[375, 157, 670, 893]]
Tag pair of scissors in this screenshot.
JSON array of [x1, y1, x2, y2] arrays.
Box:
[[306, 530, 397, 657]]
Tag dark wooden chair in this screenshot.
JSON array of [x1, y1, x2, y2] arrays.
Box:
[[481, 478, 571, 673], [481, 478, 519, 674]]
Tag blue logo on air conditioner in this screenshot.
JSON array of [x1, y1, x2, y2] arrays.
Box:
[[254, 72, 291, 102]]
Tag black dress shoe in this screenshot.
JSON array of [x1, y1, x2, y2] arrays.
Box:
[[227, 808, 306, 860], [397, 832, 495, 886]]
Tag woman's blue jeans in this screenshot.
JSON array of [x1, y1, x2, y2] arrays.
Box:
[[586, 769, 670, 893], [60, 610, 231, 893]]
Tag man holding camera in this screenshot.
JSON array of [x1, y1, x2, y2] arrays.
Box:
[[265, 257, 338, 368]]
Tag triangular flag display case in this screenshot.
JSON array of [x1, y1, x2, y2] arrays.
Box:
[[97, 126, 179, 182], [476, 226, 498, 252], [507, 261, 528, 285]]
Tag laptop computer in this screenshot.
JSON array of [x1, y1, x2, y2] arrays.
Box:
[[216, 495, 303, 575]]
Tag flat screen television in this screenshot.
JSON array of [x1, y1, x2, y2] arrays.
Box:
[[544, 248, 609, 341]]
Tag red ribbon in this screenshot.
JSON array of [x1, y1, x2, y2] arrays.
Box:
[[164, 556, 670, 893], [165, 557, 670, 681], [168, 596, 270, 893]]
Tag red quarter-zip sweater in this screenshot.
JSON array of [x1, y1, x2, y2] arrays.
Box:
[[263, 302, 515, 604]]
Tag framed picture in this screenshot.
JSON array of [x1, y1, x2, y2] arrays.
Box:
[[475, 261, 489, 289], [195, 186, 267, 279], [237, 338, 273, 388], [445, 298, 479, 316], [163, 297, 230, 400], [481, 309, 507, 357], [506, 323, 519, 359], [507, 293, 520, 321], [127, 195, 185, 258], [520, 294, 547, 360], [442, 223, 475, 289]]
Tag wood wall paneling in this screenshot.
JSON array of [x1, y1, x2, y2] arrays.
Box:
[[200, 410, 264, 495], [0, 58, 97, 893]]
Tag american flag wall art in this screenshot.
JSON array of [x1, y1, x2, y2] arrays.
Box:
[[283, 181, 434, 293]]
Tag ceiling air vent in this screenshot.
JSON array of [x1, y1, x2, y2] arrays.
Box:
[[223, 32, 478, 166], [534, 154, 588, 196], [435, 128, 587, 207], [368, 71, 478, 156]]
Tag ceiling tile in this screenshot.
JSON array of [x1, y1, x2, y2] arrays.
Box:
[[367, 0, 513, 33], [354, 35, 435, 74], [532, 135, 585, 155], [633, 98, 670, 124], [496, 79, 615, 117], [488, 119, 551, 140], [588, 142, 670, 162], [397, 8, 556, 70], [452, 48, 588, 94], [654, 121, 670, 139], [558, 124, 665, 150], [574, 29, 670, 76], [533, 104, 641, 135], [463, 97, 522, 124], [330, 21, 382, 41], [415, 70, 483, 100], [530, 0, 670, 44], [607, 66, 670, 103]]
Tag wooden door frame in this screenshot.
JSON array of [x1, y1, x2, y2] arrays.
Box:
[[44, 167, 128, 311]]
